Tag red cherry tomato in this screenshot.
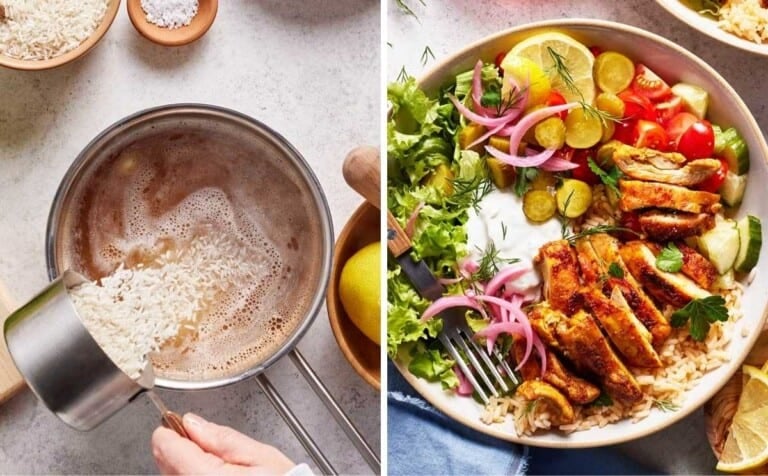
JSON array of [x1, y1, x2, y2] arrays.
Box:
[[654, 96, 683, 126], [613, 119, 637, 145], [571, 149, 600, 185], [618, 90, 656, 121], [697, 158, 729, 193], [545, 91, 568, 119], [677, 120, 715, 160], [666, 112, 698, 142], [631, 64, 672, 102], [633, 120, 669, 150]]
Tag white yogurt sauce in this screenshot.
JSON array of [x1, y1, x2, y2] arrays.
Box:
[[466, 188, 562, 292]]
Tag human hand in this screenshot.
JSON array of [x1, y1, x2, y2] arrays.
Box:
[[151, 412, 298, 475]]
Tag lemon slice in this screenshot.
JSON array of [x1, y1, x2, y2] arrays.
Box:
[[509, 32, 596, 104], [499, 55, 551, 107], [716, 365, 768, 473]]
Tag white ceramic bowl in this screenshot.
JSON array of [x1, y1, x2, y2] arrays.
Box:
[[393, 18, 768, 448], [656, 0, 768, 56]]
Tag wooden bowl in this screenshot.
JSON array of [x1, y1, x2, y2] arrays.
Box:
[[127, 0, 217, 47], [327, 201, 380, 390], [0, 0, 120, 71]]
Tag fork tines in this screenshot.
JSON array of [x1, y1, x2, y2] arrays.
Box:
[[439, 324, 518, 405]]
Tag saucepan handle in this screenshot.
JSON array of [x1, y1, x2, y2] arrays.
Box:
[[289, 349, 381, 473], [255, 374, 337, 475]]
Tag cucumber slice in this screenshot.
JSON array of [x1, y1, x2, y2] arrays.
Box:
[[712, 269, 735, 291], [720, 172, 747, 207], [717, 127, 750, 175], [734, 215, 762, 273], [671, 83, 709, 119], [698, 217, 740, 274]]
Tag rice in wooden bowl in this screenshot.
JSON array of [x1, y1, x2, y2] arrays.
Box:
[[0, 0, 120, 71]]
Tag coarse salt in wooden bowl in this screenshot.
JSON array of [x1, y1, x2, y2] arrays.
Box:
[[327, 201, 381, 390], [127, 0, 217, 47], [0, 0, 120, 71]]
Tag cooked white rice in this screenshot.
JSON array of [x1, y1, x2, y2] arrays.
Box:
[[718, 0, 768, 44], [70, 231, 259, 380], [0, 0, 109, 60], [482, 185, 745, 435]]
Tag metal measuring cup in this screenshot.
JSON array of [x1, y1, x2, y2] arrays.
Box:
[[3, 269, 185, 435]]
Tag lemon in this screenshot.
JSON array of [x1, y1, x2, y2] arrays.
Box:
[[499, 55, 551, 107], [509, 32, 596, 104], [716, 365, 768, 473], [339, 242, 381, 346]]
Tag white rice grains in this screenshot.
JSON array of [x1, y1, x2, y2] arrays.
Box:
[[0, 0, 109, 61], [70, 232, 260, 380]]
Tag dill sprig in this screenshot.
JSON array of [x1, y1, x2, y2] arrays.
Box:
[[580, 102, 621, 125], [564, 224, 640, 243], [449, 176, 493, 213], [420, 45, 435, 66], [473, 242, 520, 283], [396, 65, 410, 83], [653, 399, 680, 412], [559, 189, 575, 239], [395, 0, 426, 21], [547, 46, 582, 100], [501, 222, 509, 240]]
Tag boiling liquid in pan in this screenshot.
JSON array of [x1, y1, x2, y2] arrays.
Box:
[[60, 132, 318, 381]]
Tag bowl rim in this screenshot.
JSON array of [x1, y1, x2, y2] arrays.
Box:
[[327, 200, 381, 390], [393, 17, 768, 448], [0, 0, 121, 71], [655, 0, 768, 57], [44, 103, 335, 391]]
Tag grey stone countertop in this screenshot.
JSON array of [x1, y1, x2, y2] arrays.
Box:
[[388, 0, 768, 474], [0, 0, 380, 474]]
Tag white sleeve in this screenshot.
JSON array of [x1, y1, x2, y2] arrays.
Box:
[[284, 463, 315, 476]]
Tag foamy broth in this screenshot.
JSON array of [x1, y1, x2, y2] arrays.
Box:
[[57, 129, 323, 381]]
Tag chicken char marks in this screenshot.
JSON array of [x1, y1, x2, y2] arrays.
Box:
[[535, 240, 582, 315], [574, 234, 671, 346], [620, 241, 711, 307], [619, 180, 721, 215]]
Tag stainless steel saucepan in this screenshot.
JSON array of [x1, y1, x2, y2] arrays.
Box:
[[5, 104, 379, 475]]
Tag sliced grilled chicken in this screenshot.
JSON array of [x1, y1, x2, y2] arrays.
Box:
[[646, 242, 718, 290], [619, 180, 721, 215], [605, 141, 720, 186], [555, 310, 644, 404], [602, 277, 671, 347], [527, 302, 565, 349], [578, 234, 671, 346], [574, 236, 604, 285], [535, 240, 582, 315], [581, 287, 662, 368], [637, 210, 715, 242], [620, 241, 711, 307], [514, 341, 601, 405]]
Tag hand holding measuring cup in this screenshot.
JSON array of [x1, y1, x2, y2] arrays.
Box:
[[151, 413, 306, 475]]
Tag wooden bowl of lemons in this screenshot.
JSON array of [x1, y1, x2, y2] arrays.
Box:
[[327, 201, 380, 390]]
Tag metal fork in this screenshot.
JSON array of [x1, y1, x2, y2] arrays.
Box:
[[438, 307, 519, 404]]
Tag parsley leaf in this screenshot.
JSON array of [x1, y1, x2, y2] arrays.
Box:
[[590, 392, 613, 407], [608, 262, 624, 278], [670, 296, 729, 342], [588, 157, 622, 196], [513, 167, 538, 197], [480, 87, 502, 107], [656, 242, 683, 273]]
